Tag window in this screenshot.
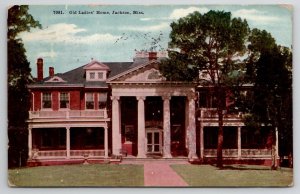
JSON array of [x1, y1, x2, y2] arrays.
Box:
[[60, 92, 69, 109], [204, 127, 218, 149], [98, 72, 104, 79], [90, 72, 95, 79], [42, 92, 52, 109], [98, 92, 107, 109], [86, 93, 94, 109]]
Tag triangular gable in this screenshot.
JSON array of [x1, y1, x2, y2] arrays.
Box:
[[45, 76, 67, 83], [107, 61, 166, 82], [83, 60, 110, 70]]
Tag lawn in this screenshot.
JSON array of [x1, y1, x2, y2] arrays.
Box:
[[8, 164, 144, 187], [171, 164, 293, 187]]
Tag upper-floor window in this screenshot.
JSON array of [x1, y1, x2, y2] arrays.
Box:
[[60, 92, 69, 109], [86, 93, 94, 109], [90, 72, 95, 79], [42, 92, 52, 109], [98, 72, 104, 80], [86, 70, 106, 81], [98, 93, 107, 109]]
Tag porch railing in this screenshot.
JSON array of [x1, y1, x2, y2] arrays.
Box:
[[199, 108, 242, 119], [32, 149, 105, 159], [204, 149, 272, 158], [29, 109, 108, 119]]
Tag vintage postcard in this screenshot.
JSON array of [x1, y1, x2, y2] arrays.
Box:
[[7, 4, 293, 187]]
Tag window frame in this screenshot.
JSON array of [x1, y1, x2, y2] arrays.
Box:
[[59, 92, 70, 109], [85, 92, 95, 110], [41, 92, 52, 109]]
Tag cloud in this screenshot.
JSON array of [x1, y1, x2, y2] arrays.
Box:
[[140, 7, 209, 21], [19, 23, 120, 44], [169, 7, 209, 19], [37, 50, 57, 58], [232, 9, 282, 23], [120, 22, 169, 32]]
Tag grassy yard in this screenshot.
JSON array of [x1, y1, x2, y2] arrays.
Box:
[[8, 164, 144, 187], [171, 164, 293, 187]]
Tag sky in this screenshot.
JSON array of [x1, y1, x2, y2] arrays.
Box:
[[18, 5, 293, 77]]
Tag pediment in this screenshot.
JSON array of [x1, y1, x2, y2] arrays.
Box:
[[109, 62, 166, 82], [45, 76, 67, 83], [83, 60, 110, 70]]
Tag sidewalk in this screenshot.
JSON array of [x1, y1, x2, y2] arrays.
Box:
[[144, 162, 188, 187]]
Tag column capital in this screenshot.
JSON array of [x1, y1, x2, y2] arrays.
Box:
[[162, 94, 171, 101], [187, 93, 197, 101], [136, 96, 146, 101], [111, 96, 120, 101]]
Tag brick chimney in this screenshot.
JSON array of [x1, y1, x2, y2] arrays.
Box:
[[148, 52, 157, 60], [37, 58, 43, 81], [49, 67, 54, 77]]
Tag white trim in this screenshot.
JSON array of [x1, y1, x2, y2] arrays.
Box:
[[32, 92, 35, 111], [107, 60, 155, 82], [45, 76, 67, 83]]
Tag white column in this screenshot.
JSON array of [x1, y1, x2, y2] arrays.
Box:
[[28, 127, 32, 159], [66, 127, 70, 159], [111, 96, 121, 155], [104, 126, 108, 158], [200, 125, 204, 160], [237, 126, 241, 159], [185, 99, 190, 150], [188, 94, 198, 160], [163, 95, 172, 158], [137, 96, 146, 158]]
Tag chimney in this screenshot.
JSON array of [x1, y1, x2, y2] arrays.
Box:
[[37, 58, 43, 81], [148, 52, 157, 61], [49, 67, 54, 77]]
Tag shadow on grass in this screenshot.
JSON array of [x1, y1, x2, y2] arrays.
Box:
[[211, 164, 274, 171]]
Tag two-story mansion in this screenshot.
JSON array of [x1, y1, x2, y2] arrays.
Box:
[[27, 51, 278, 166]]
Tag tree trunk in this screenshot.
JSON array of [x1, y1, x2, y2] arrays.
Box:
[[217, 108, 224, 168], [271, 127, 278, 170]]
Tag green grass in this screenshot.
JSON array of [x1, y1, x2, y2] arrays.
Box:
[[8, 164, 144, 187], [171, 164, 293, 187]]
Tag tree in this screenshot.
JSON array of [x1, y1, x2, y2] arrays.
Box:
[[160, 10, 250, 167], [8, 5, 41, 168], [246, 29, 292, 169]]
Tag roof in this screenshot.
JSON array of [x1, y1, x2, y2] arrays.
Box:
[[29, 61, 133, 88]]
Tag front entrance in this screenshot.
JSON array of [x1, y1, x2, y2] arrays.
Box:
[[146, 130, 162, 154]]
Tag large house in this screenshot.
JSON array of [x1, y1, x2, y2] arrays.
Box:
[[27, 51, 278, 166]]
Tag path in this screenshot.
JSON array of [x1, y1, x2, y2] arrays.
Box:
[[143, 162, 188, 187]]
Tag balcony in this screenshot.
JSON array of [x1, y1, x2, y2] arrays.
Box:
[[199, 108, 242, 119], [29, 109, 108, 119]]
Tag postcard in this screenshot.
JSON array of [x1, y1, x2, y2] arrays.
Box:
[[7, 4, 293, 187]]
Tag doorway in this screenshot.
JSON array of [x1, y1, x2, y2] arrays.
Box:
[[146, 129, 162, 154]]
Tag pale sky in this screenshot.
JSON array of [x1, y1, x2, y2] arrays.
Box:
[[18, 5, 293, 77]]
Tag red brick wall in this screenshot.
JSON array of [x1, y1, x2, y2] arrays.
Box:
[[52, 91, 59, 110], [70, 91, 81, 110], [31, 89, 108, 111], [33, 91, 41, 111], [94, 93, 98, 110]]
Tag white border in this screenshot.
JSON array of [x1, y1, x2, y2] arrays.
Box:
[[1, 1, 299, 194]]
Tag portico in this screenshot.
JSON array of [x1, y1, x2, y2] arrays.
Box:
[[107, 61, 198, 160]]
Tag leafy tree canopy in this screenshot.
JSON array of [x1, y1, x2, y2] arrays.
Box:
[[160, 10, 250, 86]]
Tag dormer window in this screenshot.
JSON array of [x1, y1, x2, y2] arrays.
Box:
[[98, 72, 104, 79], [83, 60, 110, 81], [90, 72, 95, 79]]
